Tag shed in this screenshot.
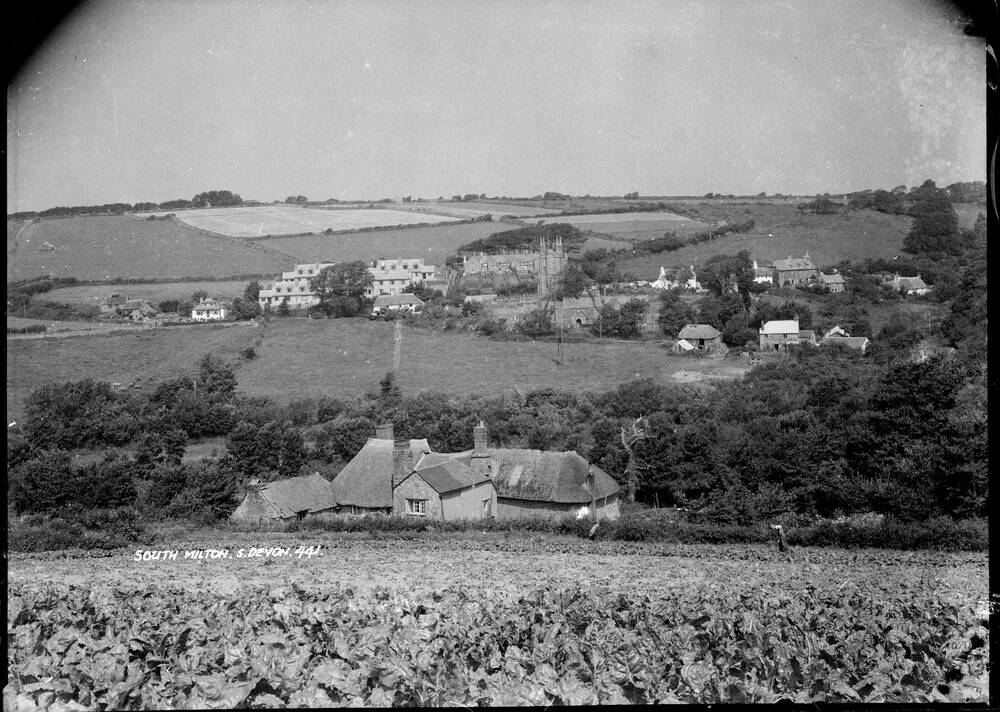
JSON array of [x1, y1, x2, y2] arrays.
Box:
[[230, 473, 337, 524], [677, 323, 722, 351]]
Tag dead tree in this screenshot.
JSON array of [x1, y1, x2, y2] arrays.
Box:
[[620, 416, 649, 503]]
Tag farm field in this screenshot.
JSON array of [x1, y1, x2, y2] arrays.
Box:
[[556, 210, 695, 225], [6, 316, 150, 336], [397, 201, 561, 219], [616, 206, 912, 280], [135, 205, 463, 237], [6, 217, 292, 282], [46, 279, 252, 308], [237, 318, 748, 403], [255, 221, 518, 265], [6, 537, 988, 705], [5, 322, 259, 424]]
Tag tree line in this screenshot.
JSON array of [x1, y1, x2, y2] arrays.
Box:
[[8, 189, 243, 221]]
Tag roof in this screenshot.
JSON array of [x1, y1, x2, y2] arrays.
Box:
[[332, 437, 432, 508], [677, 324, 722, 340], [890, 276, 929, 291], [409, 456, 491, 494], [760, 319, 799, 334], [798, 329, 815, 339], [773, 256, 816, 271], [483, 449, 619, 504], [821, 336, 870, 350], [675, 339, 695, 351], [259, 473, 337, 517], [819, 273, 845, 284], [374, 293, 424, 307]]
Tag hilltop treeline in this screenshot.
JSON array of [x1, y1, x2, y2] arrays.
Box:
[[457, 223, 587, 255], [8, 189, 243, 220]]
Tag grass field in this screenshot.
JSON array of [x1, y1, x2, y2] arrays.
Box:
[[396, 201, 561, 219], [6, 316, 149, 335], [254, 221, 518, 265], [46, 279, 253, 307], [237, 317, 747, 403], [136, 205, 463, 237], [5, 322, 259, 424], [6, 217, 292, 282], [615, 206, 912, 280]]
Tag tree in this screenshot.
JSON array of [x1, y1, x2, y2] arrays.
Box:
[[310, 262, 373, 317], [902, 181, 961, 256], [244, 281, 261, 301], [657, 289, 697, 337], [191, 190, 242, 208], [556, 262, 592, 299], [589, 299, 647, 339], [701, 251, 753, 302], [620, 416, 649, 502]]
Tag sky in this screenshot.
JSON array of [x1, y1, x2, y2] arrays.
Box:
[[6, 0, 987, 212]]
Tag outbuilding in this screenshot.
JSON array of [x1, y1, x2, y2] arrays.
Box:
[[677, 324, 723, 351], [230, 473, 338, 524]]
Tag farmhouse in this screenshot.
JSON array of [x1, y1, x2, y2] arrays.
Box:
[[258, 262, 336, 309], [365, 258, 437, 298], [818, 272, 846, 293], [331, 425, 432, 515], [100, 293, 128, 315], [393, 453, 497, 522], [772, 254, 818, 287], [884, 273, 930, 296], [230, 473, 337, 524], [372, 293, 424, 316], [759, 319, 803, 350], [677, 324, 723, 351], [191, 298, 227, 321]]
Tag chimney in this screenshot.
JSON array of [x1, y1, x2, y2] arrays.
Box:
[[392, 438, 410, 488], [473, 420, 488, 456], [375, 422, 394, 440]]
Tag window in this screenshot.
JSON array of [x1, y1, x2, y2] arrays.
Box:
[[406, 499, 426, 516], [482, 499, 492, 516]]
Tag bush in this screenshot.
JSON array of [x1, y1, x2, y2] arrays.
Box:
[[7, 507, 144, 552]]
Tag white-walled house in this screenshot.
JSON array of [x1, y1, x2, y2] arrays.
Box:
[[258, 262, 336, 309], [365, 258, 437, 298], [191, 298, 228, 321]]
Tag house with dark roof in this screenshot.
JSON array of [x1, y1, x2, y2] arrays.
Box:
[[818, 272, 846, 293], [230, 473, 338, 524], [772, 254, 818, 287], [677, 324, 723, 351], [393, 452, 497, 521], [372, 293, 424, 316]]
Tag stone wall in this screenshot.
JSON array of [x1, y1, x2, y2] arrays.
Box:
[[392, 474, 443, 521]]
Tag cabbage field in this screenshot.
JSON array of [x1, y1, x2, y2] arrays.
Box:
[[5, 537, 989, 707]]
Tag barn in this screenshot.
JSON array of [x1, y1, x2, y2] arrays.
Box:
[[229, 473, 337, 524], [392, 453, 497, 521]]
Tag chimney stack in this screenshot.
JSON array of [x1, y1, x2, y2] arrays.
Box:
[[375, 422, 394, 440], [473, 420, 488, 456], [392, 438, 410, 488]]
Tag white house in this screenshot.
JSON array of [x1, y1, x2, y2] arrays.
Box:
[[258, 262, 336, 309], [191, 298, 228, 321], [752, 260, 773, 285], [884, 274, 930, 296], [372, 293, 425, 316]]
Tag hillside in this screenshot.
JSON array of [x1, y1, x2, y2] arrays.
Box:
[[6, 216, 294, 282]]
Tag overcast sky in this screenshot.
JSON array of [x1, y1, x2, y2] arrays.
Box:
[[6, 0, 986, 212]]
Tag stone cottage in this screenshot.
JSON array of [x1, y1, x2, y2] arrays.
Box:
[[230, 473, 338, 524]]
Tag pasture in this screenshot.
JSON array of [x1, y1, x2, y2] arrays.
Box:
[[5, 322, 259, 424], [6, 217, 292, 282], [237, 317, 747, 403], [397, 201, 561, 219], [615, 206, 912, 280], [255, 221, 518, 265], [135, 205, 463, 237], [46, 279, 253, 308]]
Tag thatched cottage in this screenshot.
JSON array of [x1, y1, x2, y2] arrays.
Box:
[[230, 473, 338, 524]]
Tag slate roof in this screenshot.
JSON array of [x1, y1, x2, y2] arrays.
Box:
[[678, 324, 722, 340], [409, 456, 490, 494], [374, 293, 425, 307], [819, 273, 845, 284], [760, 319, 799, 334], [258, 473, 337, 517], [821, 336, 870, 351], [483, 449, 619, 504], [798, 329, 816, 341], [773, 256, 816, 271], [332, 437, 432, 508]]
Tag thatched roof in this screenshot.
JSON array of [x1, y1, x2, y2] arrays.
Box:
[[409, 456, 490, 494], [484, 449, 619, 503], [678, 324, 721, 340], [258, 473, 336, 517], [332, 437, 431, 508]]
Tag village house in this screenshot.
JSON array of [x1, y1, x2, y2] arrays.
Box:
[[365, 258, 437, 298], [772, 254, 819, 287], [393, 453, 497, 521], [759, 318, 803, 350], [120, 299, 158, 321], [99, 293, 128, 315], [258, 262, 336, 309], [818, 272, 846, 293], [371, 293, 424, 316], [884, 273, 930, 296], [190, 298, 227, 321], [752, 260, 774, 285], [331, 422, 621, 521], [820, 325, 870, 352], [676, 323, 723, 352], [230, 473, 338, 524]]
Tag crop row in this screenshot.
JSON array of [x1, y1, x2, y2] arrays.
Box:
[[5, 579, 988, 707]]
